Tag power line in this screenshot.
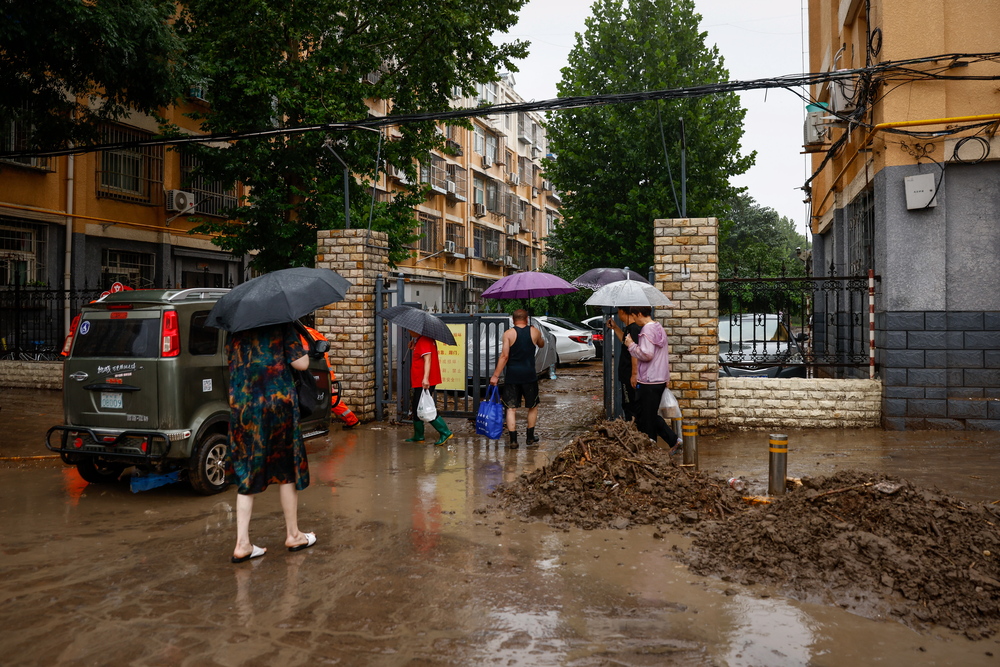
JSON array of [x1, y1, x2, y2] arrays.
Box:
[[3, 51, 1000, 160]]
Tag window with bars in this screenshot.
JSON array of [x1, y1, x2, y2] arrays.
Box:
[[847, 189, 875, 275], [180, 153, 239, 217], [486, 179, 500, 213], [101, 249, 155, 288], [474, 225, 501, 259], [0, 117, 52, 171], [96, 125, 163, 205], [473, 175, 486, 205], [0, 222, 47, 285], [417, 212, 440, 253], [446, 223, 464, 248]]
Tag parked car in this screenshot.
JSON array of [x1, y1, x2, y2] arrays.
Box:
[[718, 314, 807, 378], [575, 316, 605, 357], [536, 316, 597, 364], [466, 314, 557, 383], [46, 288, 332, 495]]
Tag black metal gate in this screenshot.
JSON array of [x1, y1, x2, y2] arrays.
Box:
[[374, 274, 516, 421]]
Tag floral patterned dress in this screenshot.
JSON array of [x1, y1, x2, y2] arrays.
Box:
[[226, 323, 309, 494]]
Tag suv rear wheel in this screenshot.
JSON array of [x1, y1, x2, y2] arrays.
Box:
[[189, 432, 230, 495], [77, 458, 126, 484]]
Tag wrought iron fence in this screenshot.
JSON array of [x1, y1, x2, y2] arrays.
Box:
[[719, 273, 878, 377], [1, 272, 236, 360]]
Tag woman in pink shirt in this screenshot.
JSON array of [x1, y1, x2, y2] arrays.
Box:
[[625, 306, 682, 453]]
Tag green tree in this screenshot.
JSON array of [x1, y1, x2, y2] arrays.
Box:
[[718, 193, 809, 279], [542, 0, 753, 278], [178, 0, 528, 272], [0, 0, 186, 150]]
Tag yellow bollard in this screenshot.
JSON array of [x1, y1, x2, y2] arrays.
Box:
[[682, 422, 698, 469]]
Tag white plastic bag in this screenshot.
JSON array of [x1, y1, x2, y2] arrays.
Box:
[[657, 387, 681, 420], [417, 388, 437, 422]]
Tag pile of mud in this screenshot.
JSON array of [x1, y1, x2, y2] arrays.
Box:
[[492, 420, 1000, 638], [492, 419, 747, 530], [687, 469, 1000, 639]]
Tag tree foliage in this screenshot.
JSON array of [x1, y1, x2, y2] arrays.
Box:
[[178, 0, 528, 272], [0, 0, 186, 149], [718, 193, 809, 279], [542, 0, 753, 279]]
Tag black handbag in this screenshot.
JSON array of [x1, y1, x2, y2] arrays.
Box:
[[294, 368, 322, 418]]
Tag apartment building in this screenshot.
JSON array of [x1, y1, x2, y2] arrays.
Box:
[[0, 94, 248, 294], [806, 0, 1000, 429], [386, 73, 562, 312], [2, 71, 559, 322]]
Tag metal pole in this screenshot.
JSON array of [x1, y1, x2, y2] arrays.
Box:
[[323, 142, 351, 230], [679, 118, 687, 218], [682, 421, 698, 468], [869, 268, 875, 379], [768, 433, 788, 496]]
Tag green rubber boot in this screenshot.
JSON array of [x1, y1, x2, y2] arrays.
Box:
[[429, 417, 453, 446], [404, 421, 425, 442]]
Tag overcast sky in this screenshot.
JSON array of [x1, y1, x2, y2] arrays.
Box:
[[500, 0, 810, 236]]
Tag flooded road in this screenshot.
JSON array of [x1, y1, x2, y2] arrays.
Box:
[[2, 367, 999, 665]]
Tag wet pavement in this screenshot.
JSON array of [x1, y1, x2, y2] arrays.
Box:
[[2, 367, 999, 666]]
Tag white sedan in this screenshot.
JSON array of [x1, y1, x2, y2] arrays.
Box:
[[536, 317, 597, 364]]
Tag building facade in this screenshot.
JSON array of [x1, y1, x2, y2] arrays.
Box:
[[379, 73, 561, 312], [806, 0, 1000, 429]]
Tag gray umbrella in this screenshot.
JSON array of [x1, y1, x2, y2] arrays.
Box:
[[572, 267, 650, 290], [205, 267, 352, 332], [377, 305, 457, 345]]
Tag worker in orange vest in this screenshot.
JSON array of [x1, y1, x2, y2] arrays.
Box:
[[302, 325, 360, 429]]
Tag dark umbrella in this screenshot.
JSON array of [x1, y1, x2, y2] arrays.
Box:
[[481, 271, 578, 300], [205, 267, 352, 332], [377, 305, 457, 345], [572, 267, 650, 290]]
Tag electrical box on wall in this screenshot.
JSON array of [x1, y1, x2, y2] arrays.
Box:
[[904, 173, 937, 209]]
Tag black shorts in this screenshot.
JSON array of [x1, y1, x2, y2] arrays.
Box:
[[502, 381, 540, 409]]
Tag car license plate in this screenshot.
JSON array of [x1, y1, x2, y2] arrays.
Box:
[[101, 392, 123, 409]]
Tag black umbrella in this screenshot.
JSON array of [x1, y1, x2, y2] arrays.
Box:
[[205, 267, 352, 332], [572, 267, 650, 290], [377, 305, 456, 345]]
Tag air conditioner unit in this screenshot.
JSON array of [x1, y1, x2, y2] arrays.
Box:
[[391, 165, 411, 184], [466, 246, 477, 258], [531, 187, 538, 199], [542, 180, 551, 191], [803, 110, 827, 146], [829, 71, 858, 114], [531, 146, 541, 158], [445, 180, 456, 194], [531, 230, 538, 241], [473, 202, 487, 217], [363, 70, 382, 85], [508, 172, 520, 186], [506, 224, 518, 235], [166, 190, 195, 213], [444, 240, 457, 253], [481, 155, 493, 168]]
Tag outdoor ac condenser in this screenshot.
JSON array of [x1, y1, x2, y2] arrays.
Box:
[[166, 190, 195, 212]]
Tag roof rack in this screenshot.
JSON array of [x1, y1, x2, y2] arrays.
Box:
[[165, 288, 231, 302]]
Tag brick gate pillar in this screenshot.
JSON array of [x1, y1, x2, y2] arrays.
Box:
[[654, 217, 718, 431], [315, 229, 389, 422]]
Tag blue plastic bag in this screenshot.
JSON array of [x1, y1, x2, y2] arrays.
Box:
[[475, 385, 505, 440]]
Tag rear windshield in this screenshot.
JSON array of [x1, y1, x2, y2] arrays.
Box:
[[72, 317, 161, 358]]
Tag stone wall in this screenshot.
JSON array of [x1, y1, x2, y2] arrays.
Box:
[[314, 229, 389, 422], [654, 217, 718, 430], [0, 361, 63, 390], [718, 377, 882, 429]]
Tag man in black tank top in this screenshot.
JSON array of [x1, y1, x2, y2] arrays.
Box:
[[489, 309, 546, 448]]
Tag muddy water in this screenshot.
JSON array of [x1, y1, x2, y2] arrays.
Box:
[[2, 368, 1000, 665]]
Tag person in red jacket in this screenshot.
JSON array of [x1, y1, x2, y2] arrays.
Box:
[[301, 326, 359, 429], [404, 331, 453, 446]]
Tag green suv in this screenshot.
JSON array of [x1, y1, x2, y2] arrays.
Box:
[[46, 288, 332, 494]]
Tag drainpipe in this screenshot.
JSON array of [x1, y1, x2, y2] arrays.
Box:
[[64, 150, 74, 334]]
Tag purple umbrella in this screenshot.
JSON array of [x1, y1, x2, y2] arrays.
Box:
[[481, 271, 578, 300], [572, 267, 650, 290]]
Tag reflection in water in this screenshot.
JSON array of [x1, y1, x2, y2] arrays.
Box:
[[723, 595, 817, 667], [480, 608, 566, 664], [62, 467, 87, 507], [316, 432, 358, 493]]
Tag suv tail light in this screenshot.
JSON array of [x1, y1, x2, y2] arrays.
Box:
[[161, 310, 180, 357], [61, 314, 81, 357], [569, 334, 590, 344]]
